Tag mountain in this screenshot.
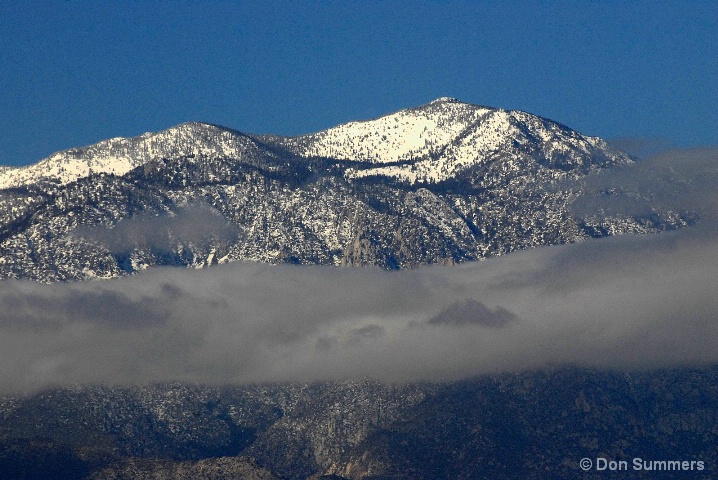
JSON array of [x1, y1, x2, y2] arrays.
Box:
[[0, 100, 713, 479], [0, 98, 626, 189], [1, 368, 716, 479], [0, 98, 692, 281]]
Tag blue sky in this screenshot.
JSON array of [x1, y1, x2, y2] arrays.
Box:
[[1, 0, 716, 166]]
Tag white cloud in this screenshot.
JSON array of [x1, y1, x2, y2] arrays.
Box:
[[1, 149, 717, 395]]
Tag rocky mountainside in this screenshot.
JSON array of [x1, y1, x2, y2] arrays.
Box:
[[0, 98, 692, 281], [1, 368, 716, 479]]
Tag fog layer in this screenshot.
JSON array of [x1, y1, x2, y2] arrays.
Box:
[[1, 149, 716, 394]]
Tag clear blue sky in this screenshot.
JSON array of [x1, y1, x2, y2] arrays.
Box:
[[1, 0, 716, 166]]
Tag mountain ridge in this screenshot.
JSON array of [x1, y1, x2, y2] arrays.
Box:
[[0, 99, 691, 281], [2, 368, 716, 479], [0, 98, 629, 189]]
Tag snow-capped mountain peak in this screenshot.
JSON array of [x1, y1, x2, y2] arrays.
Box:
[[291, 99, 628, 183], [0, 122, 259, 189], [0, 98, 629, 190], [0, 99, 664, 282]]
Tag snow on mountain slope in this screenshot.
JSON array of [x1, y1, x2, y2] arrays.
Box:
[[293, 97, 630, 183], [0, 122, 263, 189], [0, 98, 629, 190], [297, 98, 490, 165], [0, 98, 665, 281]]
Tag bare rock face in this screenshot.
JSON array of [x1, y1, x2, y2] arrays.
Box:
[[0, 98, 692, 282]]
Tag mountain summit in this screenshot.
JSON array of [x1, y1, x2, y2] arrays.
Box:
[[0, 99, 689, 281], [0, 98, 627, 189], [288, 97, 629, 183]]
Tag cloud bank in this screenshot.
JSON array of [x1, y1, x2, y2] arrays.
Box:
[[1, 149, 717, 395], [71, 204, 241, 251]]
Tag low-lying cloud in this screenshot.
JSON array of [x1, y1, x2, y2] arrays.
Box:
[[72, 204, 241, 252], [568, 147, 718, 223], [608, 137, 674, 159], [1, 148, 717, 395]]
